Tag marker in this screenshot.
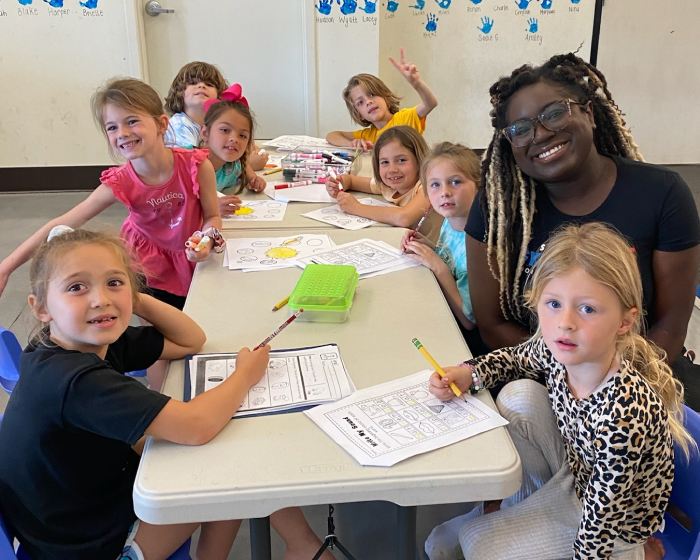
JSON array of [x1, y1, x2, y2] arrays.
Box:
[[263, 167, 282, 175], [289, 153, 323, 159], [274, 180, 313, 190], [329, 169, 342, 191], [324, 151, 351, 164], [412, 338, 462, 397], [254, 309, 304, 350], [258, 148, 267, 155], [186, 236, 210, 252], [409, 207, 431, 243], [272, 295, 290, 312]]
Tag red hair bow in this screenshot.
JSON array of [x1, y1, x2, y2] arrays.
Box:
[[203, 83, 249, 113]]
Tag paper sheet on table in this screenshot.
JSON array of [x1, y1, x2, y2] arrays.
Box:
[[224, 233, 333, 271], [264, 184, 336, 204], [221, 199, 288, 222], [186, 345, 354, 417], [305, 370, 508, 467], [263, 135, 335, 151], [295, 238, 419, 276], [301, 198, 393, 230], [264, 154, 284, 167]]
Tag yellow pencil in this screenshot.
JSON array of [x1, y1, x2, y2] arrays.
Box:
[[272, 295, 290, 312], [263, 167, 282, 175], [412, 338, 462, 397]]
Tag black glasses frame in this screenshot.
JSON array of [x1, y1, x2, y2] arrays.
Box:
[[501, 99, 582, 147]]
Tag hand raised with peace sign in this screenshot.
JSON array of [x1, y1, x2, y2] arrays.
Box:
[[389, 47, 421, 88]]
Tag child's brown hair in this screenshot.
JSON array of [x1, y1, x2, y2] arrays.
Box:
[[420, 142, 481, 197], [371, 126, 428, 186], [164, 61, 228, 115], [343, 74, 401, 127]]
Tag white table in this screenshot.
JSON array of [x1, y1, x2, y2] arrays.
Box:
[[134, 228, 520, 559]]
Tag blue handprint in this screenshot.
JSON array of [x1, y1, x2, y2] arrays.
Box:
[[435, 0, 451, 8], [477, 16, 493, 34], [410, 0, 425, 9], [527, 18, 538, 32], [359, 0, 376, 12], [338, 0, 357, 14], [570, 0, 580, 3], [18, 0, 33, 5], [386, 0, 399, 11], [425, 13, 438, 31], [80, 0, 98, 7], [514, 0, 531, 8], [316, 0, 332, 14], [469, 0, 483, 4], [43, 0, 63, 6], [541, 0, 552, 8]]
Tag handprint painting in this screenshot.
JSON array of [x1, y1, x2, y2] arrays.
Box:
[[338, 0, 358, 15], [478, 16, 493, 34], [316, 0, 333, 14], [527, 17, 538, 33], [359, 0, 377, 13], [425, 13, 438, 32]]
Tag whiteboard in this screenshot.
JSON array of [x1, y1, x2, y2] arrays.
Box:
[[377, 0, 596, 149]]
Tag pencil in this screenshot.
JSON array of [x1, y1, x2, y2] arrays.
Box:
[[263, 167, 282, 175], [409, 207, 431, 243], [254, 309, 304, 350], [412, 338, 462, 397], [272, 295, 290, 312]]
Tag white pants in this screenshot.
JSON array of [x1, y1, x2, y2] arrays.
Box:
[[425, 380, 645, 560]]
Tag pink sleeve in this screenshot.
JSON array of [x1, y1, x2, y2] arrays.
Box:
[[100, 166, 131, 207], [185, 147, 209, 199]]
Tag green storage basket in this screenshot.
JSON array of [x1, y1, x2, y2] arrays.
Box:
[[289, 264, 359, 323]]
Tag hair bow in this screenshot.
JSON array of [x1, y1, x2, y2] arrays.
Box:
[[203, 83, 249, 113], [47, 225, 75, 242]]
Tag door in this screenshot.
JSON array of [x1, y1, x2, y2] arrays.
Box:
[[140, 0, 316, 139]]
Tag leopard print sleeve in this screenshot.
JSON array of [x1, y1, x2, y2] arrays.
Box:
[[468, 338, 550, 389]]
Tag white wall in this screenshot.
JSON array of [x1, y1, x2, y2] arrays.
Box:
[[597, 0, 700, 164]]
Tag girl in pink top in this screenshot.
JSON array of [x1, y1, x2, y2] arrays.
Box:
[[0, 77, 223, 312]]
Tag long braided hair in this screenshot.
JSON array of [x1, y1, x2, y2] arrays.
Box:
[[481, 53, 643, 323]]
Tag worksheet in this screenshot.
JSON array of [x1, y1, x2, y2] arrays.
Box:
[[222, 199, 288, 222], [264, 183, 336, 203], [295, 238, 419, 276], [263, 135, 335, 151], [224, 234, 334, 271], [301, 198, 393, 230], [305, 370, 508, 467], [186, 345, 354, 417]]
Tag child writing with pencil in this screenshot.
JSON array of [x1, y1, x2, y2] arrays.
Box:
[[326, 48, 438, 150], [164, 61, 268, 170], [198, 84, 267, 217], [425, 223, 694, 560], [326, 126, 441, 230]]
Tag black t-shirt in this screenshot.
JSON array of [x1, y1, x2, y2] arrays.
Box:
[[0, 327, 168, 560], [466, 155, 700, 328]]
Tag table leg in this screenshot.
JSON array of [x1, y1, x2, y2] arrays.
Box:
[[397, 505, 417, 560], [249, 517, 272, 560]]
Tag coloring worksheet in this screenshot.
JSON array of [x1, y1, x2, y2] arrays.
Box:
[[222, 200, 288, 222], [264, 183, 336, 203], [301, 198, 393, 230], [263, 135, 335, 151], [295, 238, 419, 276], [224, 234, 334, 271], [305, 370, 508, 467], [187, 345, 354, 417]]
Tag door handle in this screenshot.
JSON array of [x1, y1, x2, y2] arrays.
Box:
[[145, 0, 174, 16]]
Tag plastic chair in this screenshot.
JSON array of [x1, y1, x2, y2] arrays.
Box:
[[655, 405, 700, 560], [0, 327, 21, 395]]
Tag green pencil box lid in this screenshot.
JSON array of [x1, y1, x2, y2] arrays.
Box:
[[289, 264, 359, 312]]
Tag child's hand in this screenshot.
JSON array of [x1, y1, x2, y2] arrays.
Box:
[[248, 151, 269, 171], [400, 229, 426, 252], [337, 191, 361, 214], [247, 175, 267, 193], [185, 234, 213, 262], [429, 366, 471, 401], [404, 240, 445, 273], [350, 138, 374, 151], [389, 47, 421, 88], [326, 173, 349, 198], [218, 195, 242, 217], [235, 345, 271, 388]]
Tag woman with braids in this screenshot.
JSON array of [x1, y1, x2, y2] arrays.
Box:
[[465, 53, 700, 411]]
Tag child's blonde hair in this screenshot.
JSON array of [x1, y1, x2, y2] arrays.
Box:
[[91, 77, 166, 160], [29, 229, 142, 344], [201, 101, 256, 190], [164, 61, 228, 115], [371, 126, 428, 187], [343, 73, 401, 127], [420, 142, 481, 197], [525, 222, 695, 458]]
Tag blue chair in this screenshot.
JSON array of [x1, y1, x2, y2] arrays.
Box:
[[0, 327, 21, 395], [655, 405, 700, 560]]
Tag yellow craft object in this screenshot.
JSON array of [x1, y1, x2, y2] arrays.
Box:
[[234, 206, 254, 215], [266, 247, 298, 259]]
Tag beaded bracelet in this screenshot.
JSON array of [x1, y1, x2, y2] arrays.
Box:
[[458, 361, 482, 395]]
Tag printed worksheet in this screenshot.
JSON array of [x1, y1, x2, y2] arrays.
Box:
[[295, 238, 419, 276], [305, 370, 508, 467], [187, 345, 354, 417], [301, 198, 393, 230], [224, 233, 333, 271], [263, 135, 335, 151], [222, 200, 288, 222], [264, 184, 336, 203]]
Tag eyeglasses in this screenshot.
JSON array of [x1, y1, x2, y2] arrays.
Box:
[[501, 99, 581, 147]]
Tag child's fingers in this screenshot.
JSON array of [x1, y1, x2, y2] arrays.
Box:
[[400, 46, 406, 64], [361, 140, 374, 151]]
